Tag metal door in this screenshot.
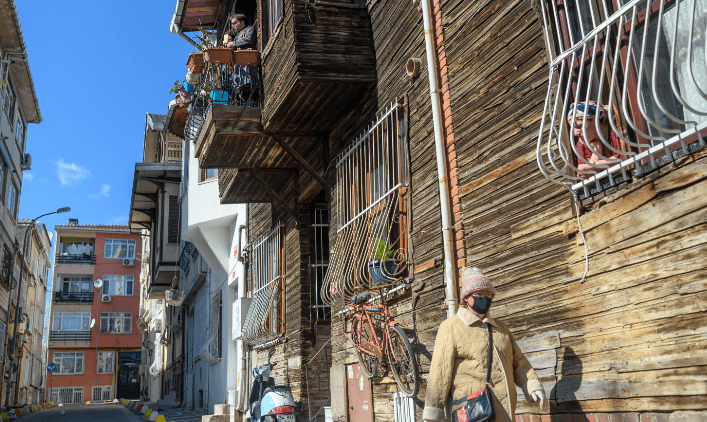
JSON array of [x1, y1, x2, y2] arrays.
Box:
[[117, 352, 141, 399], [346, 363, 373, 422]]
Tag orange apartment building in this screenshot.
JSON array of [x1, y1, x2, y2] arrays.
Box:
[[47, 219, 142, 404]]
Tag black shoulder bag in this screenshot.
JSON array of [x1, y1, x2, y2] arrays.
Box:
[[451, 323, 496, 422]]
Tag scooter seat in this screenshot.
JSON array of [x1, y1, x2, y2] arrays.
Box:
[[351, 292, 372, 304]]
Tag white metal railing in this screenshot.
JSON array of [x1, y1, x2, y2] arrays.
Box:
[[242, 224, 285, 345], [311, 208, 331, 322], [536, 0, 707, 198], [321, 102, 409, 310]]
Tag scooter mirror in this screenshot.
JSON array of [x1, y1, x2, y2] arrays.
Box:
[[268, 347, 276, 363]]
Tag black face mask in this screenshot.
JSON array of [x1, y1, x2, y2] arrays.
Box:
[[470, 296, 492, 314]]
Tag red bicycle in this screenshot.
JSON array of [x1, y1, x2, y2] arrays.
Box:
[[343, 292, 419, 397]]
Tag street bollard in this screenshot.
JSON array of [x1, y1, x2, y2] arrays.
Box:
[[144, 408, 152, 419], [0, 412, 7, 422], [136, 403, 144, 412], [154, 415, 166, 422], [148, 411, 159, 421]]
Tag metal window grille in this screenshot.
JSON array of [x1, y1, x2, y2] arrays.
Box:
[[536, 0, 707, 199], [242, 224, 285, 345], [50, 387, 83, 404], [321, 102, 409, 310], [92, 386, 112, 402], [311, 208, 331, 322], [393, 391, 416, 422]]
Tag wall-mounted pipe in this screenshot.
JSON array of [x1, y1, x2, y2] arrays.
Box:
[[420, 0, 458, 318]]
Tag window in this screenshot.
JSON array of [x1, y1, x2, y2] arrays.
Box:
[[53, 352, 84, 374], [311, 206, 331, 322], [200, 168, 218, 182], [61, 276, 91, 293], [1, 248, 11, 287], [102, 275, 134, 296], [0, 320, 5, 364], [96, 351, 115, 374], [242, 224, 285, 345], [0, 158, 5, 201], [536, 0, 707, 199], [209, 291, 222, 358], [104, 239, 136, 259], [50, 386, 83, 404], [53, 312, 91, 331], [100, 312, 132, 334], [2, 79, 15, 122], [15, 119, 24, 146], [321, 102, 409, 309], [61, 240, 94, 261], [92, 385, 112, 402], [7, 183, 17, 218], [261, 0, 283, 47], [168, 195, 179, 243]]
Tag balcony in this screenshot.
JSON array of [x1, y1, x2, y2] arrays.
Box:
[[53, 291, 93, 304], [55, 254, 96, 265], [49, 331, 91, 342]]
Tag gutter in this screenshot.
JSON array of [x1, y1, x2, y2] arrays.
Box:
[[170, 0, 202, 50], [420, 0, 458, 318]]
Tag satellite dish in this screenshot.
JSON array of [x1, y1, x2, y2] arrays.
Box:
[[90, 319, 95, 329], [93, 279, 103, 289]]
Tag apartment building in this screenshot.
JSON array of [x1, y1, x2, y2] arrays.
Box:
[[0, 0, 41, 405], [47, 220, 142, 404], [8, 220, 51, 406]]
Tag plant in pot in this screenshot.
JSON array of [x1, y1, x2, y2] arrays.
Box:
[[368, 238, 398, 286], [170, 80, 192, 107]]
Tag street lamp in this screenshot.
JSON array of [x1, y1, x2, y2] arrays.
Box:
[[4, 207, 70, 410]]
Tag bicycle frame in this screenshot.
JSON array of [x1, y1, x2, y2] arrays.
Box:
[[343, 302, 409, 365]]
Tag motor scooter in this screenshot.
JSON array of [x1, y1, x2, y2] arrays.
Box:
[[247, 347, 296, 422]]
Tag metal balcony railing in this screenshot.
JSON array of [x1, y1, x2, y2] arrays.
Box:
[[178, 242, 196, 272], [53, 291, 93, 303], [55, 254, 96, 265], [49, 331, 91, 342]]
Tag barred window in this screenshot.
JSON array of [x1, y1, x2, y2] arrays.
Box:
[[242, 224, 285, 345], [92, 385, 112, 402], [536, 0, 707, 200], [322, 102, 410, 309]]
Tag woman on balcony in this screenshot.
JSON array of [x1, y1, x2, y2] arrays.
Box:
[[227, 14, 258, 105], [568, 101, 625, 178]]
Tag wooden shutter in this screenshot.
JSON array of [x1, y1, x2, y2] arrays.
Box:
[[168, 196, 179, 243]]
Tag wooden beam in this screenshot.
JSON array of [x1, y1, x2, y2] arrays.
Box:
[[247, 170, 298, 220], [270, 135, 328, 190]]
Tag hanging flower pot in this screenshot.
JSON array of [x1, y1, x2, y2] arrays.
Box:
[[204, 47, 233, 64], [165, 289, 185, 306], [209, 90, 229, 105], [233, 50, 261, 66], [187, 52, 205, 73]]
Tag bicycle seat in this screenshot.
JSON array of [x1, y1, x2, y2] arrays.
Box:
[[351, 292, 373, 304]]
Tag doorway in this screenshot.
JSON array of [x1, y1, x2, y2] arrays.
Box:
[[117, 352, 141, 399], [346, 363, 373, 422]]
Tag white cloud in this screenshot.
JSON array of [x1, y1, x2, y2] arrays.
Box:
[[56, 159, 91, 186], [24, 172, 33, 181], [89, 184, 111, 199], [109, 216, 127, 224]]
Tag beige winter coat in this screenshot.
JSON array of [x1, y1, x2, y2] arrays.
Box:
[[423, 307, 542, 421]]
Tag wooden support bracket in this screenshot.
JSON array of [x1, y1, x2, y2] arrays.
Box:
[[269, 135, 329, 191], [247, 169, 298, 220]]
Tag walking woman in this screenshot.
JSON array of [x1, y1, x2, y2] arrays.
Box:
[[423, 268, 547, 422]]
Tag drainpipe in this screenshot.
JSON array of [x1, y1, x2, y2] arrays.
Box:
[[170, 0, 202, 51], [420, 0, 458, 318]]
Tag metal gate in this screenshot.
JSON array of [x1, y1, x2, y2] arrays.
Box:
[[50, 387, 83, 404]]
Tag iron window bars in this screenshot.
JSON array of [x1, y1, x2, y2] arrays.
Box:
[[242, 223, 285, 345], [321, 102, 409, 311], [536, 0, 707, 200]]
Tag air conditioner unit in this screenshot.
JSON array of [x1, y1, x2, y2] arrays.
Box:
[[101, 295, 112, 303], [123, 259, 135, 267], [20, 154, 31, 171]]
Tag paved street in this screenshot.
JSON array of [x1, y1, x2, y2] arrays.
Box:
[[15, 403, 204, 422]]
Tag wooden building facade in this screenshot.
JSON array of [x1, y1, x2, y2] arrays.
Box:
[[174, 0, 707, 420]]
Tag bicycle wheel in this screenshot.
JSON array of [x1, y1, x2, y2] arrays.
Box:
[[387, 324, 419, 397], [352, 315, 379, 379]]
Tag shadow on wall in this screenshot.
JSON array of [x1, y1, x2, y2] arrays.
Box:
[[551, 346, 587, 419]]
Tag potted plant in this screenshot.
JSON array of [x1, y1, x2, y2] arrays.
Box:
[[205, 47, 233, 64], [187, 52, 205, 73], [209, 90, 229, 105], [233, 50, 261, 66], [171, 80, 192, 107], [368, 238, 398, 285]]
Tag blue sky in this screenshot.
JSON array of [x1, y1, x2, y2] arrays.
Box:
[[16, 0, 193, 232]]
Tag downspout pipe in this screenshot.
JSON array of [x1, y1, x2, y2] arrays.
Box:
[[420, 0, 458, 318]]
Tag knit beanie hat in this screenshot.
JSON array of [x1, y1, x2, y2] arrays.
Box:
[[460, 267, 495, 300]]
